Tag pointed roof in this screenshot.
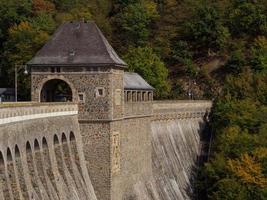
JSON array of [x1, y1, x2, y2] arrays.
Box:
[[27, 21, 127, 67], [124, 72, 154, 91]]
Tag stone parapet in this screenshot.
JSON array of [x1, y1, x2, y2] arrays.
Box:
[[124, 102, 153, 118], [153, 100, 212, 121], [0, 102, 78, 125]]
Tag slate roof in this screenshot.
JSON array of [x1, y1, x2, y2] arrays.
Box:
[[124, 72, 154, 91], [27, 21, 127, 67]]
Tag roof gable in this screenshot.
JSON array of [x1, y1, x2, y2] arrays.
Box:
[[28, 21, 127, 67]]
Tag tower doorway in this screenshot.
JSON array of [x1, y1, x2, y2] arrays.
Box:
[[40, 79, 73, 102]]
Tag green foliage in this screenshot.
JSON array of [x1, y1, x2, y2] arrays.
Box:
[[199, 66, 267, 199], [0, 0, 32, 42], [184, 4, 230, 51], [210, 178, 247, 200], [250, 37, 267, 72], [123, 46, 170, 98], [225, 47, 246, 74], [171, 40, 192, 64], [114, 1, 159, 46], [227, 1, 267, 36]]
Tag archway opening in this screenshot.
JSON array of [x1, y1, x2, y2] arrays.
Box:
[[41, 79, 73, 102]]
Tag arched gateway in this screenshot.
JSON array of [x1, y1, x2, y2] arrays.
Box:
[[41, 79, 73, 102]]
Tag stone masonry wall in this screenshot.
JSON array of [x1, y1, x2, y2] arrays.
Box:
[[79, 122, 111, 200], [110, 116, 153, 200], [31, 69, 115, 120]]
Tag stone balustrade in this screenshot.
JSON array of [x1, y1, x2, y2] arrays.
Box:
[[0, 102, 78, 125], [124, 102, 153, 118], [153, 100, 212, 120]]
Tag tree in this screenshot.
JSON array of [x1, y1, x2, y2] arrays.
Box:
[[184, 4, 230, 52], [225, 47, 246, 74], [114, 1, 159, 47], [250, 36, 267, 72], [123, 46, 170, 98], [32, 0, 55, 15], [227, 1, 267, 37], [4, 21, 49, 100]]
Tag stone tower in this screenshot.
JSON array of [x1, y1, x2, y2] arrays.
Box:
[[28, 21, 154, 200]]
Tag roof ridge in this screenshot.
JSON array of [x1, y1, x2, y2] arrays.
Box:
[[94, 24, 127, 66], [27, 21, 127, 67]]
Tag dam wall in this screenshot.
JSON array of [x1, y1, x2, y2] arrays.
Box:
[[0, 103, 97, 200], [0, 101, 212, 200], [132, 101, 212, 200]]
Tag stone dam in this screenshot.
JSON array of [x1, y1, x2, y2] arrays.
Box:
[[0, 21, 213, 199], [0, 100, 211, 200]]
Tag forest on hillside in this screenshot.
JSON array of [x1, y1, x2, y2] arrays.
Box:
[[0, 0, 267, 199]]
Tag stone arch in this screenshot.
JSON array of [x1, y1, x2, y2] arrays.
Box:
[[35, 76, 78, 102], [0, 151, 4, 165], [42, 137, 48, 149], [34, 139, 40, 151], [26, 141, 32, 153], [70, 131, 76, 141], [7, 148, 12, 162], [15, 145, 20, 157], [40, 78, 74, 102], [62, 133, 67, 143], [54, 135, 59, 145]]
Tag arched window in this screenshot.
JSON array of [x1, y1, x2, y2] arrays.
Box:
[[42, 137, 48, 148], [41, 79, 73, 102], [34, 139, 40, 150], [26, 141, 31, 153], [62, 133, 67, 143], [7, 148, 12, 162], [70, 132, 75, 141], [54, 135, 59, 145], [0, 151, 4, 165], [15, 145, 20, 157]]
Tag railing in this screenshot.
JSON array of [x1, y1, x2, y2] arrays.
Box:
[[0, 102, 78, 125]]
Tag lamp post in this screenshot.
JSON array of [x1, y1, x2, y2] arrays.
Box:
[[15, 64, 28, 102]]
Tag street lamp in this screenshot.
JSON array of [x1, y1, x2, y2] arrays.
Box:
[[15, 64, 29, 102]]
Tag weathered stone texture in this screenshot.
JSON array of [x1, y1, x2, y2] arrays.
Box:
[[79, 122, 111, 200], [31, 72, 113, 120]]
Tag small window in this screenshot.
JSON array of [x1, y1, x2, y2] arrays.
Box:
[[95, 87, 105, 98], [98, 89, 103, 96], [51, 67, 55, 73], [56, 67, 61, 73], [78, 93, 85, 103]]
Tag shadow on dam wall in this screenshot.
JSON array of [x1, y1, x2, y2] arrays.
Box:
[[129, 101, 211, 200]]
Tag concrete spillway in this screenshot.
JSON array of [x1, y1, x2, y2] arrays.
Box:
[[131, 101, 210, 200]]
